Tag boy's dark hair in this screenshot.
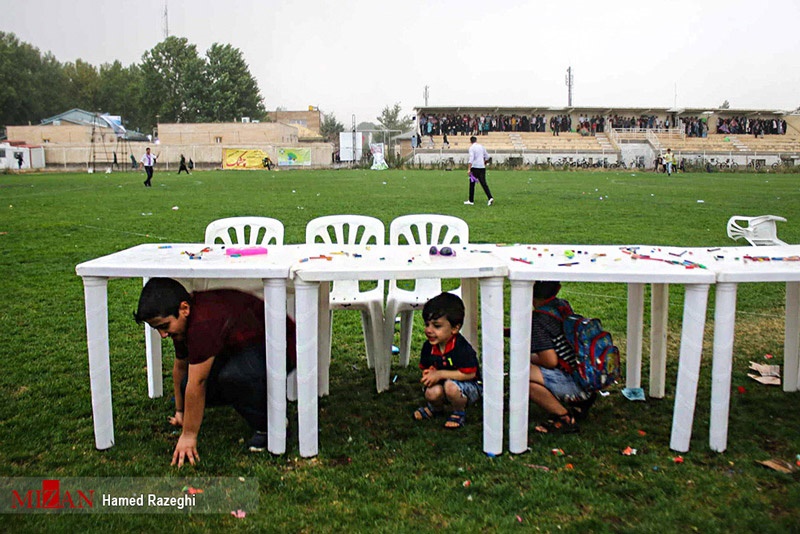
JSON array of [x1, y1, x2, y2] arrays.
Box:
[[134, 278, 191, 324], [422, 292, 465, 327], [533, 281, 561, 300], [470, 136, 477, 143]]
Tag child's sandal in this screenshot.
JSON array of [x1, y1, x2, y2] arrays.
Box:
[[534, 413, 579, 434], [444, 410, 466, 429], [413, 403, 439, 421]]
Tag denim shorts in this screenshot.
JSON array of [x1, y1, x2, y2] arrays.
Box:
[[426, 379, 483, 406], [540, 367, 591, 402]]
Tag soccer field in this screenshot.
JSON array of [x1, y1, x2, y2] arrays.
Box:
[[1, 168, 799, 532]]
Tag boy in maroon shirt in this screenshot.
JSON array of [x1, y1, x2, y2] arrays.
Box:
[[134, 278, 296, 466]]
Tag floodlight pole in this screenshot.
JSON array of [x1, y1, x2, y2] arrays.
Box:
[[565, 66, 573, 107]]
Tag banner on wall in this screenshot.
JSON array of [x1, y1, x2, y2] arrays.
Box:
[[277, 148, 312, 166], [369, 143, 388, 170], [223, 149, 268, 169]]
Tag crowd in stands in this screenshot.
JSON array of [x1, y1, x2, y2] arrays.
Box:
[[417, 113, 609, 137], [716, 117, 788, 136], [680, 117, 709, 138], [415, 112, 789, 142]]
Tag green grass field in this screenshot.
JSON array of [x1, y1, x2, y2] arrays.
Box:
[[1, 167, 799, 532]]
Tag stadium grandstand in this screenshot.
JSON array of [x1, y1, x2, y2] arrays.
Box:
[[406, 106, 800, 169]]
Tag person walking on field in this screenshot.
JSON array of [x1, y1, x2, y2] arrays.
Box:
[[141, 147, 157, 187], [178, 154, 191, 175], [465, 136, 494, 206]]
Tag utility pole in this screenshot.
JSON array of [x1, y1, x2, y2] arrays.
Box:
[[423, 85, 429, 107], [163, 1, 169, 40], [565, 66, 574, 107]]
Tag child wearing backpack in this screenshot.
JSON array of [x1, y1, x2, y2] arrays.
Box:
[[529, 281, 600, 434]]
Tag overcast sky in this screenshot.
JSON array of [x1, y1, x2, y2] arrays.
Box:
[[3, 0, 799, 124]]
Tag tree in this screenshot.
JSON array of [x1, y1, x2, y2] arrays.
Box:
[[140, 36, 206, 126], [319, 112, 344, 143], [719, 100, 730, 109], [203, 43, 265, 122], [0, 32, 70, 126], [97, 61, 145, 131], [63, 59, 100, 111], [376, 103, 414, 133]]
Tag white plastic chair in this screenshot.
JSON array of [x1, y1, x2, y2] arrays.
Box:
[[726, 215, 787, 246], [204, 216, 284, 246], [384, 214, 469, 368], [142, 217, 288, 399], [305, 215, 386, 392]]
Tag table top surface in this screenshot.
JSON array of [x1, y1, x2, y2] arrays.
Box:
[[478, 244, 717, 283], [695, 245, 800, 282], [76, 243, 800, 284]]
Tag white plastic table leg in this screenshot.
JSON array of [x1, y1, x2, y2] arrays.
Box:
[[784, 281, 800, 392], [709, 282, 737, 452], [649, 283, 669, 398], [461, 278, 479, 348], [82, 276, 114, 450], [294, 278, 319, 458], [264, 279, 287, 455], [143, 277, 163, 399], [508, 280, 533, 454], [626, 283, 645, 389], [669, 283, 710, 452], [317, 281, 331, 397], [480, 277, 504, 456]]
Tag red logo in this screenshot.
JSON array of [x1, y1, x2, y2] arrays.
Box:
[[11, 479, 94, 509]]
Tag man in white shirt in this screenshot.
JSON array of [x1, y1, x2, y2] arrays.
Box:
[[141, 147, 157, 187], [465, 136, 494, 206]]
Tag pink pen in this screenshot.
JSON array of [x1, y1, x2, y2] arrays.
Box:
[[225, 247, 268, 256]]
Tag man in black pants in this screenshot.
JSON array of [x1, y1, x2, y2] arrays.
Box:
[[465, 136, 494, 206], [141, 147, 157, 187]]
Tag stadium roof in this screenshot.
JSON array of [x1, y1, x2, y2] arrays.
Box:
[[41, 109, 148, 140]]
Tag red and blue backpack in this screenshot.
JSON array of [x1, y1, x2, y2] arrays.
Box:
[[535, 300, 621, 392]]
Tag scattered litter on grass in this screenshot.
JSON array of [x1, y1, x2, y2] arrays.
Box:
[[622, 447, 637, 456], [764, 353, 774, 359], [292, 190, 296, 193], [551, 448, 565, 456], [516, 515, 523, 523], [748, 361, 780, 386], [238, 477, 245, 482], [462, 480, 471, 488], [737, 386, 747, 394], [697, 200, 705, 203], [231, 509, 247, 518], [599, 390, 610, 397], [172, 206, 179, 210], [638, 430, 647, 436], [622, 387, 646, 401], [673, 456, 684, 464], [467, 495, 473, 501], [141, 212, 152, 216], [524, 464, 551, 472], [565, 463, 574, 470], [757, 459, 796, 474]]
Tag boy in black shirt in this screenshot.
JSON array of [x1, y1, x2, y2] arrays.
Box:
[[413, 292, 482, 429]]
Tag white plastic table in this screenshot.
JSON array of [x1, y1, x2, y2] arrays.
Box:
[[291, 244, 508, 458], [481, 244, 716, 454], [695, 245, 800, 452], [75, 243, 299, 454]]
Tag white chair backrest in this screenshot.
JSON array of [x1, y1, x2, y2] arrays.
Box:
[[305, 215, 385, 246], [389, 214, 469, 247], [205, 217, 285, 246], [726, 215, 787, 246]]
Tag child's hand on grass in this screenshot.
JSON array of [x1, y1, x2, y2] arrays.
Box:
[[169, 411, 184, 426]]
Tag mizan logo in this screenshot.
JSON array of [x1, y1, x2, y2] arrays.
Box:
[[11, 479, 94, 509]]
